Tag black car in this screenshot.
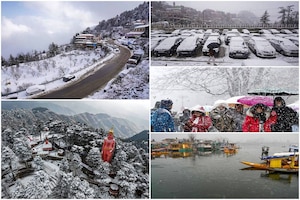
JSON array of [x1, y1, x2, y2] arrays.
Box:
[[63, 74, 75, 82]]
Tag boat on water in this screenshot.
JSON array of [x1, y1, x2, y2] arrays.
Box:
[[241, 148, 299, 173], [168, 142, 193, 153], [197, 140, 213, 152], [223, 143, 238, 154]]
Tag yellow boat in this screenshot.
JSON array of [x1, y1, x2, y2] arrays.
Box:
[[241, 152, 299, 173]]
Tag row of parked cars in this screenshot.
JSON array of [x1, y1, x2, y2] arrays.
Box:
[[152, 28, 299, 59]]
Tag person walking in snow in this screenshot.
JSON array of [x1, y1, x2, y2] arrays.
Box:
[[101, 128, 116, 163], [242, 103, 276, 132], [230, 104, 246, 132], [151, 99, 175, 132], [209, 100, 235, 132], [185, 107, 212, 132], [207, 47, 217, 66], [271, 97, 298, 132]]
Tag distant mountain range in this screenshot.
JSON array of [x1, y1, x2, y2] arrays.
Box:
[[2, 101, 148, 138]]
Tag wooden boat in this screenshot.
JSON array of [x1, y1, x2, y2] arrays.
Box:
[[241, 152, 299, 173]]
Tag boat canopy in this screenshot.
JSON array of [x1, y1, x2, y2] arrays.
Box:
[[261, 152, 299, 160]]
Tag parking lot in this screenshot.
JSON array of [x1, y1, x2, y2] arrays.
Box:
[[151, 30, 299, 66]]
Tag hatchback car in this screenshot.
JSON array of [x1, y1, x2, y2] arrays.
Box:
[[248, 37, 276, 58], [229, 37, 250, 59], [202, 36, 221, 56], [268, 37, 298, 57], [176, 36, 201, 56], [26, 85, 46, 96]]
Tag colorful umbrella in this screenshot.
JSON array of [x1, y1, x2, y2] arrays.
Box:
[[237, 96, 274, 107]]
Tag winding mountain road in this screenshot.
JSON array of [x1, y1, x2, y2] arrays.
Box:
[[37, 44, 131, 99]]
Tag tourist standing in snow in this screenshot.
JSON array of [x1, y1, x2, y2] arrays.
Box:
[[209, 100, 235, 132], [151, 99, 175, 132], [242, 103, 276, 132], [179, 108, 191, 132], [207, 48, 217, 66], [101, 128, 116, 163], [271, 97, 298, 132], [230, 104, 245, 132], [185, 107, 212, 132]]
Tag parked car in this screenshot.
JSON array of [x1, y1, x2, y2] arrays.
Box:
[[153, 36, 183, 57], [225, 31, 240, 45], [26, 85, 46, 96], [280, 29, 293, 34], [259, 29, 271, 34], [176, 36, 201, 56], [203, 29, 213, 41], [202, 36, 221, 56], [229, 37, 250, 59], [248, 37, 276, 58], [268, 37, 298, 57], [126, 58, 138, 69], [63, 74, 75, 82], [269, 29, 280, 34], [285, 36, 299, 47], [242, 29, 250, 34]]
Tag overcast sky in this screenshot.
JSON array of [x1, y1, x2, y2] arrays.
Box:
[[1, 1, 144, 59], [172, 1, 298, 22], [151, 133, 299, 144]]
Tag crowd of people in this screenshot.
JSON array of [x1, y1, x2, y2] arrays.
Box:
[[151, 97, 298, 132]]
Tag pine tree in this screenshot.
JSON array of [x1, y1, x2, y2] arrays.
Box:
[[260, 10, 270, 25]]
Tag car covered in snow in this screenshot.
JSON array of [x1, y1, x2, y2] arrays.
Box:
[[280, 29, 293, 34], [126, 58, 138, 69], [285, 36, 299, 47], [26, 85, 46, 96], [248, 37, 276, 58], [63, 74, 75, 82], [202, 36, 221, 56], [269, 29, 280, 34], [176, 36, 201, 56], [242, 29, 250, 34], [229, 37, 250, 59], [268, 37, 299, 57], [153, 36, 183, 57], [225, 31, 240, 45]]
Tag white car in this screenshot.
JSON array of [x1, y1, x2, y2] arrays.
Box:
[[229, 37, 250, 59], [202, 36, 221, 56], [285, 36, 299, 47], [268, 37, 298, 57], [225, 31, 240, 45], [153, 36, 183, 57], [248, 37, 276, 58], [269, 29, 280, 34], [26, 85, 46, 96], [280, 29, 293, 34]]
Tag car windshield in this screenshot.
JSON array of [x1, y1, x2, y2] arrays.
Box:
[[257, 40, 271, 47]]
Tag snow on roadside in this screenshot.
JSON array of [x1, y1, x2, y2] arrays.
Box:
[[88, 59, 149, 99]]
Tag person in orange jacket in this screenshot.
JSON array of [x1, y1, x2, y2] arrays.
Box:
[[101, 128, 116, 163]]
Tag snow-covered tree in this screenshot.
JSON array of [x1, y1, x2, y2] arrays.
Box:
[[32, 155, 44, 171], [69, 176, 95, 198], [59, 157, 70, 172], [86, 147, 101, 169], [260, 10, 270, 25], [1, 146, 18, 180], [12, 138, 32, 168]]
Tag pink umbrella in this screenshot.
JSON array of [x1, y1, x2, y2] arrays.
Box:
[[237, 96, 274, 107]]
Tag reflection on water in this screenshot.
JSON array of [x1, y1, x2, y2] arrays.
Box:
[[151, 144, 299, 199]]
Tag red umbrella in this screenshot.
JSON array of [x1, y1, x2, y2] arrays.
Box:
[[237, 96, 274, 107]]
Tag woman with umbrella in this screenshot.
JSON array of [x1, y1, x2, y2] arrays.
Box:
[[207, 42, 220, 66], [242, 103, 276, 132]]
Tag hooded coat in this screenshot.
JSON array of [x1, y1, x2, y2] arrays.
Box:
[[151, 100, 175, 132], [185, 107, 212, 132], [271, 97, 299, 132], [242, 103, 276, 132], [209, 101, 235, 132]]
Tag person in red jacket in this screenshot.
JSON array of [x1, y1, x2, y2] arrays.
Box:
[[101, 128, 116, 163], [242, 103, 276, 132], [185, 106, 212, 132]]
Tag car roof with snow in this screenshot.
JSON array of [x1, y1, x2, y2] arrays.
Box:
[[176, 36, 199, 51], [154, 36, 182, 51]]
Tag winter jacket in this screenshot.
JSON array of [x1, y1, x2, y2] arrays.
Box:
[[151, 101, 175, 132], [271, 97, 299, 132], [186, 115, 212, 132], [230, 108, 245, 132], [242, 104, 276, 132], [210, 107, 235, 132]]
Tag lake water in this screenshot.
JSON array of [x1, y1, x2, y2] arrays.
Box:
[[151, 143, 298, 198]]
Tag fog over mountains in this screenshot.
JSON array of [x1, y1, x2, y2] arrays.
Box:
[[2, 101, 148, 138]]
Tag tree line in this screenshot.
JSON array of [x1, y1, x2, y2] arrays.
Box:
[[260, 5, 299, 25]]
